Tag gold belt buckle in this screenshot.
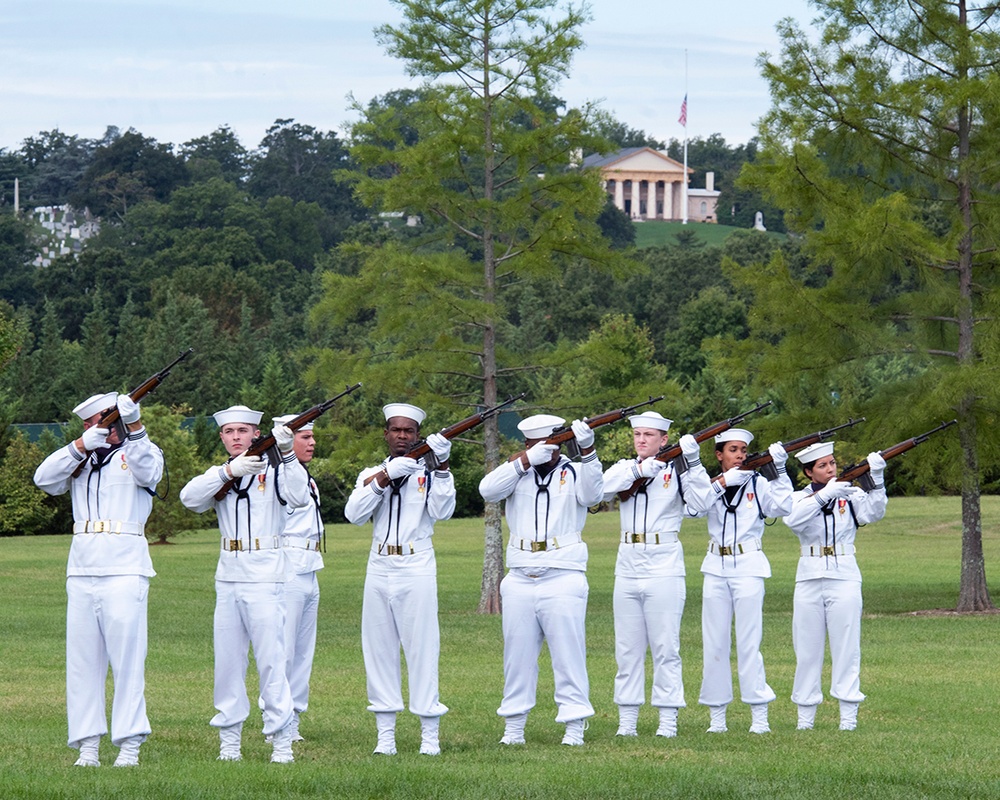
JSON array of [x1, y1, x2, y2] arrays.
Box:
[[385, 545, 403, 556], [821, 545, 836, 556], [629, 533, 644, 544], [530, 541, 547, 552], [92, 521, 109, 533], [227, 540, 242, 552], [718, 546, 733, 556]]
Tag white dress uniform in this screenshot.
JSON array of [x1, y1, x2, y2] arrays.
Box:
[[685, 438, 793, 714], [33, 394, 162, 761], [280, 463, 324, 730], [602, 453, 711, 716], [479, 431, 603, 729], [179, 440, 309, 742], [783, 452, 887, 718], [344, 459, 455, 720]]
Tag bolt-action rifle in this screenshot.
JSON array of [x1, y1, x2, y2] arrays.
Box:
[[540, 396, 664, 461], [838, 419, 957, 491], [72, 348, 194, 478], [214, 382, 362, 501], [744, 417, 866, 481], [405, 393, 526, 470], [617, 400, 772, 501]]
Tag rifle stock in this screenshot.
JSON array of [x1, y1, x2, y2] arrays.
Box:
[[71, 348, 194, 478], [213, 382, 362, 501], [617, 400, 773, 501], [838, 419, 956, 488]]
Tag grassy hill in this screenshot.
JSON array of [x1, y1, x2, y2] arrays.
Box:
[[634, 219, 785, 249]]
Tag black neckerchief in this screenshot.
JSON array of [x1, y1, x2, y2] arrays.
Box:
[[811, 480, 842, 566], [232, 474, 255, 554], [377, 458, 428, 552], [84, 441, 124, 519], [531, 462, 560, 542]]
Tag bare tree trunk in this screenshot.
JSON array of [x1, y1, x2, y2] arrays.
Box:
[[957, 397, 991, 611], [479, 496, 505, 614], [477, 31, 504, 614], [953, 27, 993, 611]]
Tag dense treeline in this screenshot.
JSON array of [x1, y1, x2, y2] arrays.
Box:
[[0, 113, 823, 537]]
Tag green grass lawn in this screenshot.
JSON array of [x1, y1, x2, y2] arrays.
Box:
[[634, 219, 785, 249], [2, 496, 999, 799]]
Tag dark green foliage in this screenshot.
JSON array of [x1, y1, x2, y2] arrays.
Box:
[[71, 129, 190, 220], [596, 198, 635, 250], [0, 215, 37, 306], [0, 433, 58, 535], [181, 126, 250, 186], [140, 404, 211, 544], [17, 129, 94, 207]]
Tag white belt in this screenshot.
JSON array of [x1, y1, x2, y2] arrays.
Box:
[[374, 538, 434, 556], [284, 536, 321, 551], [801, 543, 856, 557], [708, 538, 762, 556], [73, 520, 144, 536], [621, 531, 678, 545], [222, 536, 281, 552], [513, 532, 583, 552]]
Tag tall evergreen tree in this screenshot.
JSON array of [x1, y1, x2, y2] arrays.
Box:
[[732, 0, 1000, 610], [317, 0, 629, 612], [78, 291, 116, 394]]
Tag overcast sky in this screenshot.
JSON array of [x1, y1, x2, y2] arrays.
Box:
[[0, 0, 816, 152]]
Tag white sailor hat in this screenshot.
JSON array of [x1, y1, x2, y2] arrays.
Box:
[[213, 405, 263, 427], [629, 411, 672, 432], [517, 413, 565, 440], [73, 392, 119, 420], [796, 441, 834, 464], [383, 403, 426, 425], [715, 428, 754, 445], [273, 414, 312, 431]]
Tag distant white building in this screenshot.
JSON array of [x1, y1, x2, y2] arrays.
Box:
[[582, 147, 721, 223], [29, 205, 100, 267]]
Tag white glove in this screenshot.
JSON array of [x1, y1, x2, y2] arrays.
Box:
[[81, 426, 110, 451], [571, 419, 595, 449], [638, 457, 667, 478], [721, 467, 753, 487], [117, 395, 140, 424], [427, 433, 452, 463], [385, 456, 423, 480], [768, 441, 788, 468], [273, 424, 294, 453], [815, 480, 852, 504], [526, 442, 559, 466], [228, 452, 267, 478], [679, 434, 700, 464], [867, 451, 887, 480]]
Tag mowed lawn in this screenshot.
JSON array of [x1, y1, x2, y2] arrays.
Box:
[[2, 495, 999, 799]]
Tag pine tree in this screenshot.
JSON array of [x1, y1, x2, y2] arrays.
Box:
[[319, 0, 629, 612], [733, 0, 1000, 610]]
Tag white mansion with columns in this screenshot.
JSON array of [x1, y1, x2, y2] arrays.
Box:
[[582, 147, 721, 223]]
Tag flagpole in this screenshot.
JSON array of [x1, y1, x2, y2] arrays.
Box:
[[682, 49, 688, 225]]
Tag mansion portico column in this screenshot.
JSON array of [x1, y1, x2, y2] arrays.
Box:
[[630, 181, 639, 218], [614, 180, 624, 212], [647, 181, 657, 220]]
